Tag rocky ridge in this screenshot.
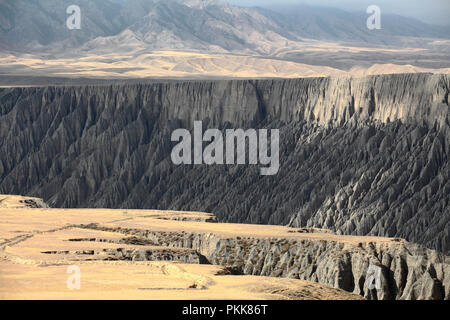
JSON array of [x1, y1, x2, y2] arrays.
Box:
[[79, 223, 450, 300]]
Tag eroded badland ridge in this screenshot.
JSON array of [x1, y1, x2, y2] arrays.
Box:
[[0, 195, 449, 300], [0, 73, 448, 256]]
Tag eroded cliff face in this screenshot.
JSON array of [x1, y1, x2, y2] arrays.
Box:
[[0, 74, 449, 253], [2, 197, 447, 300], [79, 224, 450, 300]]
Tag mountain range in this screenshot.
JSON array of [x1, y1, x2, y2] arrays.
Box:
[[1, 0, 449, 79], [1, 0, 449, 54]]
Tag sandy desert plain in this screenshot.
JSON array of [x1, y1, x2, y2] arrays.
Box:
[[0, 194, 389, 300]]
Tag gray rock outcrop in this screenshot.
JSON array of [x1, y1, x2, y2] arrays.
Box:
[[0, 74, 449, 254], [79, 223, 450, 300]]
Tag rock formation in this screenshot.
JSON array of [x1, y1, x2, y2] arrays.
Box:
[[0, 73, 449, 255], [83, 224, 450, 300]]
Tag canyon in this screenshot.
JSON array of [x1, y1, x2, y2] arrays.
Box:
[[1, 0, 449, 304], [0, 73, 448, 255]]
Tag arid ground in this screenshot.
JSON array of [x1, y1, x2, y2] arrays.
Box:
[[0, 194, 371, 300]]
